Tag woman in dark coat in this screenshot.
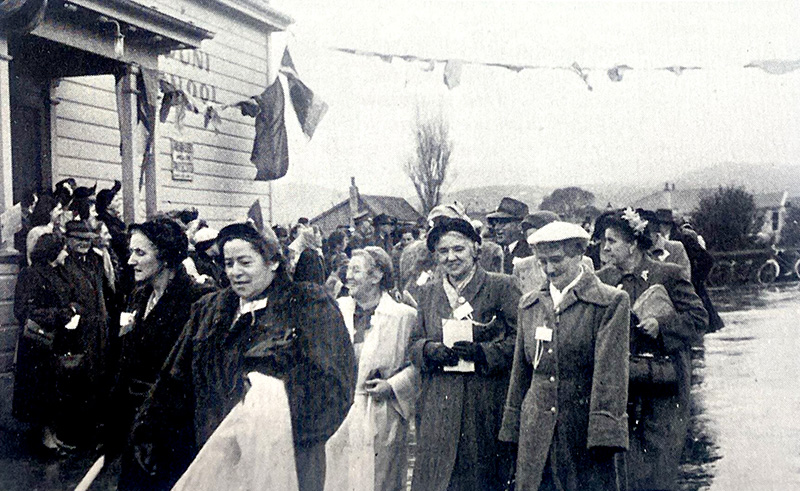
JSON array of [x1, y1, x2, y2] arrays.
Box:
[[114, 217, 213, 490], [597, 210, 708, 491], [409, 216, 520, 491], [131, 223, 356, 491], [13, 234, 73, 451]]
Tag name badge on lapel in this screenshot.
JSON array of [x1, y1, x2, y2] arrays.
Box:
[[535, 326, 553, 342], [119, 311, 136, 337]]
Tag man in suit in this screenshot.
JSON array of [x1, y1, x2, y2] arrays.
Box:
[[487, 197, 532, 275]]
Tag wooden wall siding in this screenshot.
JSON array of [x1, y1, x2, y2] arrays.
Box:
[[49, 1, 278, 227], [0, 263, 20, 373]]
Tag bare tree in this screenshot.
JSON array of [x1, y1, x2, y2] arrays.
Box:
[[405, 108, 453, 216]]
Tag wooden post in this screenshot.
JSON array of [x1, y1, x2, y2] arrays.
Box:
[[117, 65, 139, 223], [144, 106, 158, 219], [0, 36, 13, 213]]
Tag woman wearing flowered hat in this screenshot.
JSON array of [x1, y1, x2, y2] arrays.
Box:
[[409, 215, 520, 491], [597, 209, 708, 491]]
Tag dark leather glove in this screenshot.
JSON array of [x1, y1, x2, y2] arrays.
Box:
[[452, 341, 486, 365], [134, 443, 157, 476], [423, 342, 458, 366]]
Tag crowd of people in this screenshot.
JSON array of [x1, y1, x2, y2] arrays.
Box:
[[11, 180, 723, 491]]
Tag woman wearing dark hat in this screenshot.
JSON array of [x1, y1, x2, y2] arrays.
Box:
[[597, 209, 707, 491], [409, 216, 520, 491], [13, 233, 73, 452], [96, 180, 128, 269], [113, 217, 214, 490], [131, 222, 356, 491], [25, 193, 66, 266]]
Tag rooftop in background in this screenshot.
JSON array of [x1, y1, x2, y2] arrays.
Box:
[[311, 194, 422, 235]]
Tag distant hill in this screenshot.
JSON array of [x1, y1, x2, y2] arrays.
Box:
[[672, 162, 800, 195], [443, 184, 552, 213]]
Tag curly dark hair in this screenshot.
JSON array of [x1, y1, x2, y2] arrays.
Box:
[[128, 217, 189, 269]]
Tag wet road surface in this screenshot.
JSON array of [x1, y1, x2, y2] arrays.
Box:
[[1, 284, 798, 490], [680, 284, 800, 490]]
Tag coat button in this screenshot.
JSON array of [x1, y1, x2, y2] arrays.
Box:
[[547, 348, 553, 354], [549, 376, 555, 382], [458, 296, 465, 304], [550, 407, 556, 413]]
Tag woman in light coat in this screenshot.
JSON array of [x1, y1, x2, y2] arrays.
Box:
[[327, 246, 419, 491]]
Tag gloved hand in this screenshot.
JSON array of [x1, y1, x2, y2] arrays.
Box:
[[423, 342, 458, 366], [134, 443, 157, 476], [452, 341, 486, 364]]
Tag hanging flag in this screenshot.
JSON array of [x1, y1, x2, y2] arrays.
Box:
[[570, 62, 593, 91], [250, 78, 289, 181], [443, 60, 463, 89], [247, 199, 264, 233], [204, 106, 222, 132], [744, 58, 800, 75], [137, 68, 160, 189], [607, 64, 632, 82], [158, 79, 201, 130], [660, 65, 700, 76], [279, 48, 329, 138]]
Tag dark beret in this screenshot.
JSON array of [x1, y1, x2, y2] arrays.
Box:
[[426, 217, 482, 252]]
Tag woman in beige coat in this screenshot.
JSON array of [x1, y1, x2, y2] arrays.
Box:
[[327, 247, 419, 491]]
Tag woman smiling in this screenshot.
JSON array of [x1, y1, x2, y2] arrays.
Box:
[[409, 215, 520, 491], [131, 222, 355, 491]]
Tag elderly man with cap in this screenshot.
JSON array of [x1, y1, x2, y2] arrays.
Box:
[[487, 197, 533, 274], [409, 214, 520, 491], [499, 222, 630, 491], [58, 220, 113, 449]]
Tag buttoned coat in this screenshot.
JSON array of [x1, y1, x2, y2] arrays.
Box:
[[328, 293, 420, 491], [409, 266, 520, 491], [499, 270, 630, 491], [597, 258, 708, 490]]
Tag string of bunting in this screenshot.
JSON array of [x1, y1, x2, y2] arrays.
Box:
[[329, 45, 800, 90]]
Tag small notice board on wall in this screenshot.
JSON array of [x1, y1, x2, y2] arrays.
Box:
[[171, 139, 194, 181]]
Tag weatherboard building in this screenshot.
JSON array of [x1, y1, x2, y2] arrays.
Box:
[[0, 0, 291, 414]]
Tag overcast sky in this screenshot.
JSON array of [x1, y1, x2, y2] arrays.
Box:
[[268, 0, 800, 200]]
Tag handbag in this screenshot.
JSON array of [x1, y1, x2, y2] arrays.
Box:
[[629, 284, 678, 387], [21, 318, 55, 349], [629, 353, 677, 386]]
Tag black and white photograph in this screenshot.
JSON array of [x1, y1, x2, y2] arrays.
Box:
[[0, 0, 798, 489]]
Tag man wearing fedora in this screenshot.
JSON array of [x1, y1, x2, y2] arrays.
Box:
[[347, 210, 375, 253], [641, 209, 691, 280], [487, 197, 533, 275], [372, 213, 397, 255]]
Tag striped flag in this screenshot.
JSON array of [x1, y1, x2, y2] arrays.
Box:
[[250, 78, 289, 181], [279, 48, 328, 138]]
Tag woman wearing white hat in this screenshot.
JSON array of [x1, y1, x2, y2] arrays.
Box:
[[500, 221, 630, 490]]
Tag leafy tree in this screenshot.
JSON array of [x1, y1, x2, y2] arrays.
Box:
[[404, 108, 453, 216], [539, 187, 596, 220], [692, 186, 758, 251]]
